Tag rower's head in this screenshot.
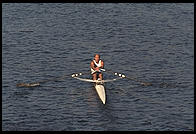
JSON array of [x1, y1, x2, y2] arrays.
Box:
[[94, 54, 100, 62]]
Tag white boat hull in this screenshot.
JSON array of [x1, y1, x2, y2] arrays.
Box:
[[95, 84, 106, 104]]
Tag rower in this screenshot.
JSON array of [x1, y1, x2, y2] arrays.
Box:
[[90, 54, 104, 80]]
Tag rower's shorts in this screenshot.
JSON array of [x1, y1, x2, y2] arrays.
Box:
[[92, 71, 101, 75]]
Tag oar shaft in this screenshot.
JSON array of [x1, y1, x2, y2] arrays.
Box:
[[105, 69, 152, 86], [16, 73, 71, 87]]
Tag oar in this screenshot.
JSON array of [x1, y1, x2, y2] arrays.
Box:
[[104, 69, 152, 86], [16, 73, 71, 87], [16, 70, 91, 87], [101, 69, 179, 88], [124, 76, 152, 86]]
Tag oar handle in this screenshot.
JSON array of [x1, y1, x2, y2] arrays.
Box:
[[100, 68, 106, 72]]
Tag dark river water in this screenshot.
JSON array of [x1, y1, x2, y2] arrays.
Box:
[[2, 3, 194, 131]]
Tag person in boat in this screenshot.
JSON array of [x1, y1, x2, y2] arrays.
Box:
[[90, 54, 104, 80]]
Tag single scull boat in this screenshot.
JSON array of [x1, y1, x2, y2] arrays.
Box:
[[72, 70, 125, 104]]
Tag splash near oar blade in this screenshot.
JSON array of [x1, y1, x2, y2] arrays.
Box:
[[16, 83, 40, 87]]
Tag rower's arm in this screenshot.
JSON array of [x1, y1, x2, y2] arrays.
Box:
[[100, 61, 104, 68], [91, 61, 96, 70]]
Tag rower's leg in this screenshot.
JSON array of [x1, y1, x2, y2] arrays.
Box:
[[99, 73, 103, 80], [92, 73, 97, 80]]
